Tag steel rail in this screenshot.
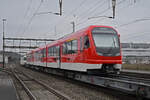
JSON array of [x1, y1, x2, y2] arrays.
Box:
[[108, 74, 150, 83], [22, 72, 71, 100], [12, 70, 37, 100], [121, 71, 150, 79]]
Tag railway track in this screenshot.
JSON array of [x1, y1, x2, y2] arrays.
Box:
[[121, 71, 150, 79], [2, 65, 150, 100], [21, 66, 149, 99], [108, 73, 150, 84], [4, 68, 70, 100], [22, 65, 150, 99], [1, 67, 122, 100]]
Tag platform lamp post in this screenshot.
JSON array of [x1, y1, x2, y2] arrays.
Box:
[[2, 19, 6, 68]]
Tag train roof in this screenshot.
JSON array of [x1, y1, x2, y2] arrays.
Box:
[[46, 25, 118, 47], [57, 25, 116, 42], [27, 25, 117, 53], [59, 25, 115, 39]]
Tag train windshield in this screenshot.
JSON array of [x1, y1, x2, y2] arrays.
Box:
[[91, 27, 120, 56], [92, 33, 119, 48]]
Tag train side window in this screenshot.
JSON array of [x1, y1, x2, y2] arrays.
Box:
[[28, 53, 32, 61], [36, 51, 38, 61], [67, 41, 72, 54], [43, 49, 46, 57], [37, 51, 40, 61], [27, 54, 29, 61], [72, 40, 77, 53], [53, 46, 56, 56], [48, 47, 51, 57], [34, 51, 38, 61], [50, 47, 52, 56], [80, 37, 83, 52], [51, 47, 54, 56], [40, 50, 42, 58], [84, 35, 90, 49], [30, 53, 32, 59], [41, 49, 45, 57], [48, 46, 57, 56], [62, 40, 77, 55], [53, 47, 54, 56], [62, 43, 67, 55], [24, 57, 26, 60]]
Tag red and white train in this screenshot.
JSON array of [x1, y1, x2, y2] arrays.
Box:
[[25, 25, 122, 74]]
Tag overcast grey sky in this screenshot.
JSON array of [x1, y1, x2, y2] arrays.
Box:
[[0, 0, 150, 50]]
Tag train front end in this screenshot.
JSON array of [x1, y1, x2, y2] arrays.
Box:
[[89, 26, 122, 74]]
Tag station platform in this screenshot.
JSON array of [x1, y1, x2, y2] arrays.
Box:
[[0, 71, 18, 100], [122, 69, 150, 74]]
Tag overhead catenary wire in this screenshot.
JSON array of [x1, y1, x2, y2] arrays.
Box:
[[76, 0, 129, 28], [47, 0, 139, 37], [118, 18, 150, 27], [122, 32, 150, 41], [74, 0, 109, 28], [68, 0, 88, 16], [119, 18, 150, 41], [45, 0, 123, 35], [23, 0, 33, 18], [92, 0, 126, 17], [59, 0, 109, 30], [22, 0, 146, 41], [46, 0, 128, 36], [63, 0, 108, 31], [59, 0, 126, 27], [54, 0, 89, 25], [22, 0, 44, 35], [76, 8, 111, 28], [77, 0, 106, 18], [44, 0, 100, 35], [43, 0, 96, 35], [22, 0, 97, 38], [57, 0, 97, 25], [15, 0, 33, 36]]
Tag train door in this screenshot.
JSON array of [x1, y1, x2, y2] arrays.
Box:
[[83, 35, 90, 60], [80, 37, 84, 61], [56, 46, 61, 68]]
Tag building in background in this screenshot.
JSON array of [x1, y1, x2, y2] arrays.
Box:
[[121, 43, 150, 64], [0, 54, 8, 65], [0, 51, 20, 66]]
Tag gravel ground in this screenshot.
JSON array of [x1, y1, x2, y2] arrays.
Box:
[[12, 64, 138, 100]]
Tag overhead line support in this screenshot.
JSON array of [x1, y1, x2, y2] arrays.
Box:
[[59, 0, 62, 16], [112, 0, 116, 19], [2, 19, 6, 68]]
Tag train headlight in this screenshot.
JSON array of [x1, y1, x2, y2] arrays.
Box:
[[97, 52, 103, 56], [115, 53, 120, 56]]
